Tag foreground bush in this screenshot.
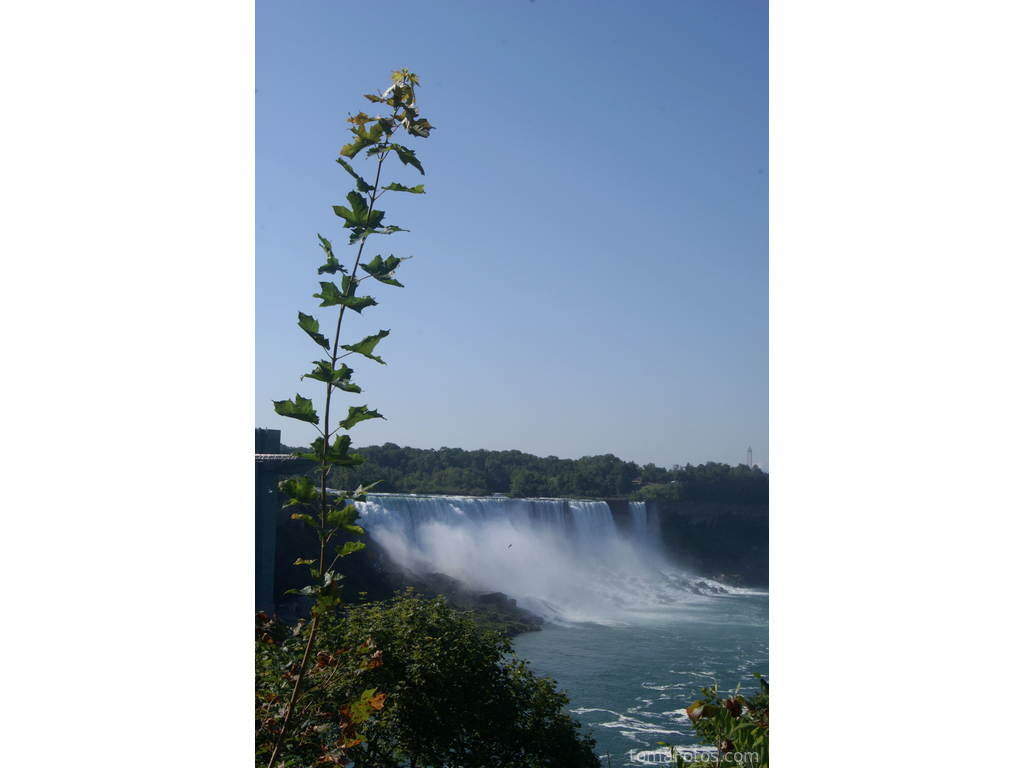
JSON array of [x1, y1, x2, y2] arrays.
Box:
[[319, 593, 600, 768]]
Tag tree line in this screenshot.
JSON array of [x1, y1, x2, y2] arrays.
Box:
[[284, 442, 768, 504]]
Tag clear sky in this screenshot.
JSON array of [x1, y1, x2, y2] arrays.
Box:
[[256, 0, 768, 470]]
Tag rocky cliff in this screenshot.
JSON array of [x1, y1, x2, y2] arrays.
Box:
[[648, 500, 768, 587]]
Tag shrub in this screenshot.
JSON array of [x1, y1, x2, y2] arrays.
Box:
[[320, 593, 601, 768]]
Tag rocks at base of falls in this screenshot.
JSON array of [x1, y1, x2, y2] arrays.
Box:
[[691, 580, 729, 596], [476, 591, 513, 606], [420, 573, 544, 633]]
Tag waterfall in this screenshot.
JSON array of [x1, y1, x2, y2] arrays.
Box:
[[628, 501, 649, 543], [355, 494, 727, 623]]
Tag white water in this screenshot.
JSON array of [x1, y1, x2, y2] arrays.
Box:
[[355, 494, 736, 624]]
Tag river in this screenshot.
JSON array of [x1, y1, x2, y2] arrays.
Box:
[[513, 591, 768, 766]]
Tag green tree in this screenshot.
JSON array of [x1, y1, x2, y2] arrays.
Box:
[[640, 462, 668, 484], [319, 593, 601, 768], [509, 468, 547, 498], [615, 461, 639, 494], [306, 445, 765, 501]]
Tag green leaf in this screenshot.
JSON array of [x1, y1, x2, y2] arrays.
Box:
[[298, 435, 365, 467], [312, 281, 345, 306], [340, 129, 375, 159], [339, 140, 369, 159], [336, 542, 366, 560], [341, 330, 390, 364], [346, 112, 373, 127], [313, 594, 341, 615], [326, 435, 365, 467], [273, 394, 319, 424], [317, 233, 334, 259], [398, 107, 433, 138], [406, 119, 432, 138], [319, 594, 341, 611], [317, 234, 346, 275], [332, 203, 358, 226], [347, 191, 370, 223], [347, 225, 407, 246], [323, 570, 344, 588], [317, 256, 342, 275], [368, 121, 387, 143], [290, 513, 318, 530], [313, 278, 378, 313], [754, 673, 768, 693], [339, 405, 386, 431], [341, 117, 391, 158], [297, 312, 330, 351], [360, 255, 406, 287], [280, 476, 318, 505], [363, 143, 424, 175], [302, 361, 361, 392], [342, 191, 385, 232], [378, 116, 397, 137], [340, 294, 378, 313], [382, 182, 425, 194], [335, 158, 374, 193], [390, 143, 425, 175], [334, 191, 380, 231], [327, 503, 361, 530]]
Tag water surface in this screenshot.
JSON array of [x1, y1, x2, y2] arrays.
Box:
[[513, 592, 768, 766]]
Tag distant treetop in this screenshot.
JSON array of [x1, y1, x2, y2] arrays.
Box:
[[282, 443, 767, 504]]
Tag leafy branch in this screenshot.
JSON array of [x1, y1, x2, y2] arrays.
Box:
[[659, 674, 769, 767]]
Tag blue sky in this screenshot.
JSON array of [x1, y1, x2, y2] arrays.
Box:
[[256, 0, 768, 470]]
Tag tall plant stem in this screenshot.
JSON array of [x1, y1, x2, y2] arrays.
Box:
[[267, 612, 319, 768], [267, 145, 389, 768]]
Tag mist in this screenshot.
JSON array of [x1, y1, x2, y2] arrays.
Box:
[[357, 495, 727, 624]]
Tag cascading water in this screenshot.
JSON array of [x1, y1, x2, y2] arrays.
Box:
[[355, 494, 732, 624], [627, 501, 649, 544]]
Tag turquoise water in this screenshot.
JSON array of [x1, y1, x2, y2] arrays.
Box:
[[513, 592, 768, 767]]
